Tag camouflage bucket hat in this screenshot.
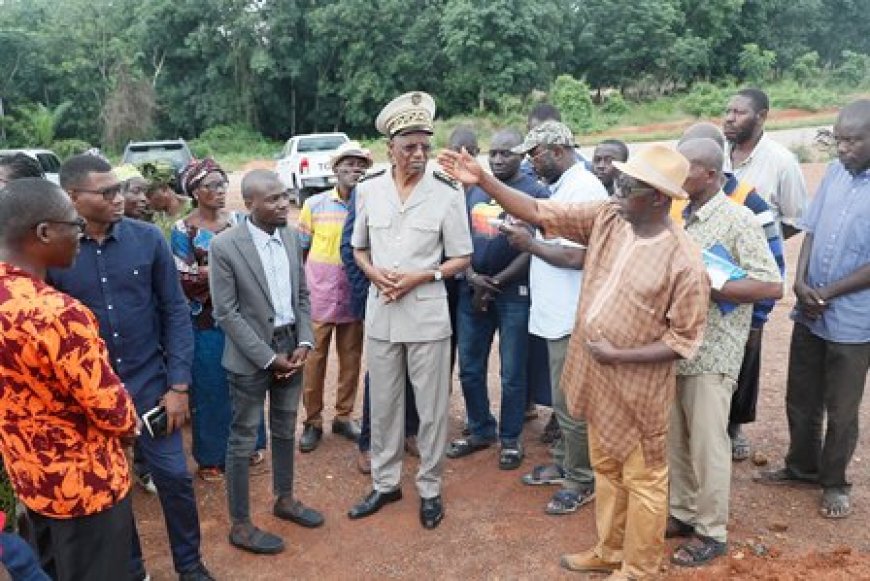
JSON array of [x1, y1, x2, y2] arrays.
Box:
[[511, 120, 575, 154]]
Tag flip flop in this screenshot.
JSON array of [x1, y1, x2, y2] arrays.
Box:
[[671, 535, 727, 567], [445, 437, 493, 459], [546, 488, 595, 515]]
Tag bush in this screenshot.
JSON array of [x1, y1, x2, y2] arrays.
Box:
[[189, 124, 280, 160], [51, 138, 93, 161], [767, 81, 839, 112], [600, 92, 629, 116], [738, 43, 777, 84], [790, 51, 822, 85], [550, 75, 595, 132], [681, 82, 731, 117], [834, 50, 870, 86]]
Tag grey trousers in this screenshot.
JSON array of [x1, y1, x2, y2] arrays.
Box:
[[785, 323, 870, 490], [549, 336, 594, 490], [368, 337, 450, 499]]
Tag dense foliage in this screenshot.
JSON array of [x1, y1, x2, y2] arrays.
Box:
[[0, 0, 867, 149]]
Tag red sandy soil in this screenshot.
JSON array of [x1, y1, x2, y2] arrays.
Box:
[[137, 162, 870, 579]]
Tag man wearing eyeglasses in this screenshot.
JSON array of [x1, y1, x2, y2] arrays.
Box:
[[46, 155, 213, 581], [438, 143, 710, 579], [0, 178, 138, 580], [348, 91, 472, 530]]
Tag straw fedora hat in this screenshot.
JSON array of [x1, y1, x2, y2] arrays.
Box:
[[612, 144, 690, 200], [330, 141, 374, 171]]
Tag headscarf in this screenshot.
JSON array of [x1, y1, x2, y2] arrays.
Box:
[[178, 157, 226, 197]]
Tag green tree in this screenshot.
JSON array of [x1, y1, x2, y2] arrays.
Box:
[[738, 43, 777, 83], [11, 101, 72, 147], [550, 75, 595, 131]]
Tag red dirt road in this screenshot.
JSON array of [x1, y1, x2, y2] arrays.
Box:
[[138, 162, 870, 579]]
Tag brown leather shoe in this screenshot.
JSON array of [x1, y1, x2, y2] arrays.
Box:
[[357, 451, 371, 474], [560, 549, 621, 573]]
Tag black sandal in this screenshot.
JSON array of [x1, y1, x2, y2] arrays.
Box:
[[499, 446, 524, 470], [446, 437, 493, 459], [671, 535, 727, 567], [665, 515, 694, 538]]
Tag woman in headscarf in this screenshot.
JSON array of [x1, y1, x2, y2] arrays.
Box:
[[171, 158, 266, 481]]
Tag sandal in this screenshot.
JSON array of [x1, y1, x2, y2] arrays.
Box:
[[446, 437, 494, 459], [499, 445, 524, 470], [820, 489, 852, 519], [250, 450, 266, 466], [546, 488, 594, 515], [731, 432, 750, 462], [671, 535, 727, 567], [665, 515, 694, 538], [753, 467, 817, 487], [522, 464, 566, 486], [197, 466, 224, 482]]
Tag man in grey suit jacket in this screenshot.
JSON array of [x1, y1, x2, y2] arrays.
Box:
[[209, 170, 321, 555]]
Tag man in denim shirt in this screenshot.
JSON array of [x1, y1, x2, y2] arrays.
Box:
[[756, 100, 870, 520]]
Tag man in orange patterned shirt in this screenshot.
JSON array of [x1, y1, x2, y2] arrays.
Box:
[[0, 178, 138, 580]]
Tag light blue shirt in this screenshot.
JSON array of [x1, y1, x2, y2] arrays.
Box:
[[793, 161, 870, 343], [246, 219, 295, 328]]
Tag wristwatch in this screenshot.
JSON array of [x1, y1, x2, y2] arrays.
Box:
[[433, 269, 443, 282]]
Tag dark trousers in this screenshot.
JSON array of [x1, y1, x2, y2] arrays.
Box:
[[130, 426, 202, 575], [29, 494, 132, 581], [358, 371, 419, 453], [730, 327, 763, 425], [226, 325, 301, 524], [785, 323, 870, 490]]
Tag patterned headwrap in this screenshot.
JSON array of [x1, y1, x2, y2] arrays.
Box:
[[178, 157, 226, 197]]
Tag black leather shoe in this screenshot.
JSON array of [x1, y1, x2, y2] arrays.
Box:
[[179, 561, 219, 579], [332, 419, 361, 442], [273, 497, 324, 528], [299, 425, 322, 453], [420, 495, 444, 529], [347, 488, 402, 519]]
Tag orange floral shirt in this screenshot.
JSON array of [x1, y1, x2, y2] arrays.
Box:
[[0, 263, 136, 518]]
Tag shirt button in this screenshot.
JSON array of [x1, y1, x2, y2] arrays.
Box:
[[133, 269, 139, 275], [113, 332, 119, 338], [96, 250, 101, 255], [101, 277, 107, 283], [116, 358, 122, 364], [107, 305, 113, 310]]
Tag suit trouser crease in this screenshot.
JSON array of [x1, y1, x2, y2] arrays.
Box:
[[368, 337, 450, 499], [589, 426, 668, 579], [785, 323, 870, 489], [226, 328, 301, 524], [302, 320, 364, 427], [669, 373, 734, 542], [457, 290, 529, 444], [547, 335, 594, 489]]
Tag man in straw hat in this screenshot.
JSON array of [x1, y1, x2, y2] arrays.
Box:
[[438, 143, 710, 579], [348, 92, 472, 529], [297, 142, 373, 453]]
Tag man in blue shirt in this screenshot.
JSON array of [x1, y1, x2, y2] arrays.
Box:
[[47, 155, 212, 581], [756, 99, 870, 521], [446, 128, 549, 470]]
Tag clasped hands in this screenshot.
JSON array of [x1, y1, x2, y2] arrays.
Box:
[[271, 346, 310, 380], [794, 280, 828, 320], [370, 268, 430, 303]]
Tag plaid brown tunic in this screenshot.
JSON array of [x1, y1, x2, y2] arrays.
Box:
[[537, 200, 710, 467]]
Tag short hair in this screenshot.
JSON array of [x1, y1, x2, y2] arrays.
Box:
[[679, 122, 725, 149], [597, 139, 629, 161], [838, 99, 870, 130], [0, 153, 45, 180], [736, 88, 769, 114], [448, 126, 479, 151], [60, 154, 113, 190], [241, 169, 280, 201], [0, 178, 72, 244], [528, 103, 561, 123]]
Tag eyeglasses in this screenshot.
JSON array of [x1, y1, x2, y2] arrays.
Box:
[[613, 177, 655, 199], [76, 184, 123, 200], [200, 180, 229, 193], [39, 217, 88, 233]]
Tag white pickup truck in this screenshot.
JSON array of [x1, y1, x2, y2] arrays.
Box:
[[275, 132, 350, 206]]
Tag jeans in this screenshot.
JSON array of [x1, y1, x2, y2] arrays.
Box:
[[359, 371, 419, 453], [130, 424, 201, 575], [457, 286, 530, 445], [226, 327, 302, 524]]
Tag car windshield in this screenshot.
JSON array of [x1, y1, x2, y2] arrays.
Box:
[[125, 144, 191, 168], [297, 136, 347, 153]]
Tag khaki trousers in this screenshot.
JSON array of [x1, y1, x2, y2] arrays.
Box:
[[302, 320, 364, 427], [669, 373, 735, 542], [367, 337, 450, 499], [589, 426, 668, 579]]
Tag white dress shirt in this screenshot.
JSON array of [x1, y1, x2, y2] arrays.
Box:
[[246, 219, 295, 327]]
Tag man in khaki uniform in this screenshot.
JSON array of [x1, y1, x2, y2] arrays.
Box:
[[349, 91, 472, 529]]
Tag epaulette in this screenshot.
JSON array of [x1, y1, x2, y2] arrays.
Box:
[[433, 169, 460, 190], [358, 168, 386, 183]]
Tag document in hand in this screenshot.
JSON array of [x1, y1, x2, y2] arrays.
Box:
[[703, 243, 746, 314]]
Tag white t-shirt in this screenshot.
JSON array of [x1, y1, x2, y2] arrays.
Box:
[[529, 163, 609, 340]]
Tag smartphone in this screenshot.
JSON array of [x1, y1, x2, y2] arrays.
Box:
[[141, 404, 168, 438]]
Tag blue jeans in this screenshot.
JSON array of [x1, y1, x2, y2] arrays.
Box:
[[130, 428, 201, 575], [457, 286, 530, 445]]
